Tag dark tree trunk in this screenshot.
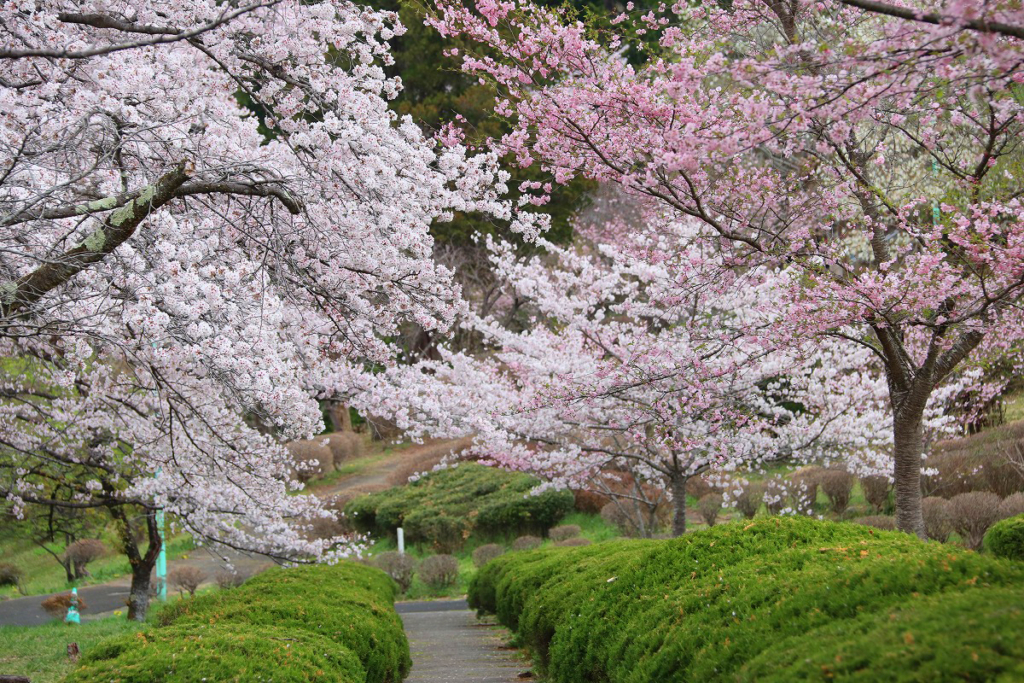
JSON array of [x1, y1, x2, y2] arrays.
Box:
[[892, 405, 927, 538], [111, 504, 161, 622], [61, 557, 75, 584], [671, 473, 687, 537], [127, 561, 154, 622]]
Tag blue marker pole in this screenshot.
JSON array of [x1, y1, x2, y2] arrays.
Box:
[[155, 468, 167, 601]]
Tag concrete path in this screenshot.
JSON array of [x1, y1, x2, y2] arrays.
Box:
[[401, 600, 529, 683], [0, 580, 132, 626]]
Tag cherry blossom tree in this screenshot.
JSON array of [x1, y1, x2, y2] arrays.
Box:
[[0, 0, 532, 619], [353, 206, 895, 536], [427, 0, 1024, 535]]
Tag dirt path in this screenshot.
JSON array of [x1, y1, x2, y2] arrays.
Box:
[[313, 437, 472, 498], [400, 600, 528, 683]]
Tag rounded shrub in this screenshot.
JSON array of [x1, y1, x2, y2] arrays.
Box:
[[0, 562, 22, 587], [345, 464, 572, 550], [419, 555, 459, 590], [41, 592, 87, 618], [469, 517, 1024, 683], [788, 466, 822, 514], [999, 492, 1024, 520], [472, 543, 505, 568], [512, 535, 542, 551], [67, 623, 365, 683], [697, 493, 723, 526], [549, 525, 581, 542], [555, 537, 591, 547], [740, 587, 1024, 682], [922, 496, 954, 542], [160, 562, 409, 683], [374, 551, 416, 592], [764, 476, 789, 515], [950, 491, 1002, 549], [733, 481, 764, 519], [859, 475, 891, 512], [819, 469, 854, 514], [985, 514, 1024, 561]]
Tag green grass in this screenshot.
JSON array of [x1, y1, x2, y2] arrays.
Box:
[[0, 615, 141, 683], [0, 533, 194, 599], [1002, 389, 1024, 424]]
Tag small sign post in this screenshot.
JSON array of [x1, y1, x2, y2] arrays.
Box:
[[397, 527, 405, 555]]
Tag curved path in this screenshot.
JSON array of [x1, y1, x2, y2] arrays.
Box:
[[398, 600, 528, 683]]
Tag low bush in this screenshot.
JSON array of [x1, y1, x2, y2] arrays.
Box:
[[419, 555, 459, 589], [66, 624, 365, 682], [214, 569, 247, 589], [286, 439, 334, 482], [472, 543, 505, 568], [787, 467, 821, 514], [468, 517, 1024, 683], [764, 476, 789, 515], [41, 592, 87, 618], [852, 515, 896, 530], [922, 496, 955, 542], [697, 493, 723, 527], [572, 488, 610, 514], [860, 475, 891, 512], [346, 463, 573, 551], [325, 431, 365, 468], [168, 566, 206, 597], [599, 500, 667, 537], [555, 537, 591, 547], [549, 525, 581, 542], [65, 539, 106, 578], [513, 535, 542, 551], [950, 491, 1002, 549], [375, 551, 416, 593], [732, 481, 764, 519], [985, 514, 1024, 561], [999, 492, 1024, 520], [819, 469, 855, 514], [152, 561, 409, 683], [0, 562, 22, 587]]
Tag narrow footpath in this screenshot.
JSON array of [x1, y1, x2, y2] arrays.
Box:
[[397, 600, 528, 683]]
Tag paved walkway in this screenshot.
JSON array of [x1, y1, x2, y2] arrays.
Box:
[[400, 600, 528, 683]]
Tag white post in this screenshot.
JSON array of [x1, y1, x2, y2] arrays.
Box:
[[397, 527, 405, 555]]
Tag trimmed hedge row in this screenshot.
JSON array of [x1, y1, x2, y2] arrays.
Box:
[[66, 561, 410, 683], [986, 513, 1024, 561], [346, 463, 574, 550], [469, 517, 1024, 682]]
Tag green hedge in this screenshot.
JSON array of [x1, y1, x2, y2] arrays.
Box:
[[985, 513, 1024, 561], [346, 463, 574, 550], [67, 561, 410, 683], [469, 517, 1024, 682]]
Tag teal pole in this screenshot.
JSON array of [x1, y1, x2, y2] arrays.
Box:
[[155, 468, 167, 601]]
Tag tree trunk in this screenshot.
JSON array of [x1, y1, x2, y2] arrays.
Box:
[[126, 561, 154, 622], [62, 558, 75, 584], [671, 474, 687, 537], [111, 504, 162, 622], [892, 406, 927, 538]]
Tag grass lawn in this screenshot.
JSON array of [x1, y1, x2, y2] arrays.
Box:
[[0, 534, 194, 600], [0, 615, 141, 682]]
